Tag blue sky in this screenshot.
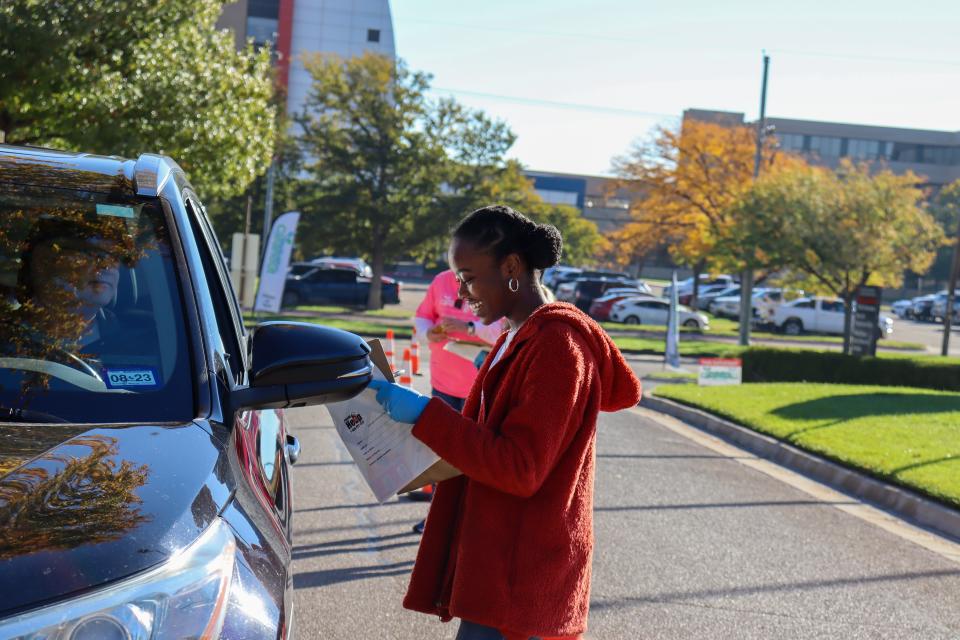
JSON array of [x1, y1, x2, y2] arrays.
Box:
[[391, 0, 960, 176]]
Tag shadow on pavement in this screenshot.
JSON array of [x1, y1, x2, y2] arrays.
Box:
[[293, 560, 414, 589]]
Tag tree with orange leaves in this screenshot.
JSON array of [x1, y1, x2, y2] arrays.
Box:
[[609, 118, 788, 306]]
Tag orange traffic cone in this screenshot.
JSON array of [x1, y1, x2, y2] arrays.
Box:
[[411, 332, 421, 376], [385, 329, 396, 370], [399, 348, 413, 388]]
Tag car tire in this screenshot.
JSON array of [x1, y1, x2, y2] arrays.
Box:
[[624, 315, 640, 325], [783, 318, 803, 336], [281, 291, 300, 308], [683, 318, 699, 329]]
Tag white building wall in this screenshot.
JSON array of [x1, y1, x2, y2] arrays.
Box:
[[287, 0, 396, 118]]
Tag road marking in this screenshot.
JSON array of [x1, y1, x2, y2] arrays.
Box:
[[629, 406, 960, 566]]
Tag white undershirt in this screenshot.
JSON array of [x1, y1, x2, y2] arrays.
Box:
[[490, 325, 520, 367]]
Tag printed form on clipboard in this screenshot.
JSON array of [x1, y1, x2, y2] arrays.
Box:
[[325, 339, 440, 502]]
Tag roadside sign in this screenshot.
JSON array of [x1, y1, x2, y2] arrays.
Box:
[[850, 285, 882, 357], [698, 358, 742, 386], [254, 211, 300, 313]]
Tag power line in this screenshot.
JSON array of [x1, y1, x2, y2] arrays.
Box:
[[769, 48, 960, 68], [429, 87, 676, 119]]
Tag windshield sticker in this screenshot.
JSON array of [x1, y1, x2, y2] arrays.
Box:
[[96, 203, 136, 219], [104, 368, 160, 389]]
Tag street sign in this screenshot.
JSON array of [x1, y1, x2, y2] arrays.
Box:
[[698, 358, 742, 386], [850, 285, 882, 357]]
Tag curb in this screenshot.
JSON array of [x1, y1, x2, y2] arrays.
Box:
[[640, 393, 960, 543]]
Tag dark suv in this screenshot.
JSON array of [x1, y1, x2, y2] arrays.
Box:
[[0, 145, 373, 638], [283, 263, 400, 308]]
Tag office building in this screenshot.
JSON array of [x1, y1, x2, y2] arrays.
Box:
[[217, 0, 396, 118], [523, 170, 637, 234], [685, 108, 960, 189]]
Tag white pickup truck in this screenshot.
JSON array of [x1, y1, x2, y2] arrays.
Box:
[[772, 297, 893, 338]]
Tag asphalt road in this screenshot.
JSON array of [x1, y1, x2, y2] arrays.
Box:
[[286, 356, 960, 639]]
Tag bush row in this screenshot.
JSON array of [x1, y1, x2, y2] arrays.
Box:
[[742, 347, 960, 392]]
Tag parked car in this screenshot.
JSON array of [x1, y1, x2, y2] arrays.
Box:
[[771, 297, 893, 338], [543, 265, 581, 290], [890, 299, 914, 319], [308, 255, 373, 278], [665, 274, 738, 299], [930, 293, 960, 323], [552, 268, 631, 291], [0, 144, 374, 637], [588, 290, 655, 321], [562, 277, 642, 312], [679, 283, 732, 307], [710, 287, 801, 322], [911, 292, 945, 322], [694, 285, 740, 311], [609, 297, 710, 330], [283, 265, 400, 308]]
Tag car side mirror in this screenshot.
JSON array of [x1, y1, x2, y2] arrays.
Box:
[[232, 321, 372, 411]]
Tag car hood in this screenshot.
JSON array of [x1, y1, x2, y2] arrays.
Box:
[[0, 422, 231, 617]]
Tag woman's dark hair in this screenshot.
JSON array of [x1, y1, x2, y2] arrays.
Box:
[[453, 205, 562, 271]]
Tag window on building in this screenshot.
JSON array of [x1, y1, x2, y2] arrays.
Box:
[[922, 145, 959, 166], [535, 189, 579, 207], [846, 139, 881, 160], [890, 143, 921, 163], [809, 136, 841, 158], [246, 16, 278, 45], [367, 29, 381, 43], [777, 133, 805, 152], [605, 198, 630, 210]]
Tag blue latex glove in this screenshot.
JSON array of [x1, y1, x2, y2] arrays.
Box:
[[367, 379, 430, 424]]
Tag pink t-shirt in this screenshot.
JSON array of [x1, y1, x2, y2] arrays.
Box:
[[415, 270, 504, 399]]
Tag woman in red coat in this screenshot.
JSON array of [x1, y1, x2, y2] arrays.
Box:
[[370, 205, 642, 639]]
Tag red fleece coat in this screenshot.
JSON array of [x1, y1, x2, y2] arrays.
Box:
[[405, 302, 642, 637]]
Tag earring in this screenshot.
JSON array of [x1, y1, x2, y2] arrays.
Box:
[[508, 277, 519, 293]]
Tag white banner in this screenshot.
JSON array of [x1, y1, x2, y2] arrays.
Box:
[[254, 211, 300, 313]]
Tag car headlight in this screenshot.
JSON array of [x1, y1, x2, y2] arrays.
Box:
[[0, 519, 236, 640]]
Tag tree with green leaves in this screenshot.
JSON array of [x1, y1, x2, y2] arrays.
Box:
[[296, 53, 602, 308], [732, 160, 945, 353], [0, 0, 276, 199]]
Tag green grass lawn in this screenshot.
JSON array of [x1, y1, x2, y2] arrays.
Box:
[[654, 382, 960, 509], [243, 312, 411, 338], [602, 318, 924, 350], [290, 304, 411, 319]]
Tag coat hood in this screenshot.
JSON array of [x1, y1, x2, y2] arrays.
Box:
[[511, 302, 641, 411]]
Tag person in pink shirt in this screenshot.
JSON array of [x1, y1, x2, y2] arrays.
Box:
[[409, 269, 504, 531], [415, 270, 505, 406]]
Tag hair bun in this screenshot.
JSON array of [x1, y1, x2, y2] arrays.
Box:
[[526, 223, 563, 271]]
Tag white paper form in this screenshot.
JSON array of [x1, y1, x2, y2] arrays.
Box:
[[326, 366, 439, 503]]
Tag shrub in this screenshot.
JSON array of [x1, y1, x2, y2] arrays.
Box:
[[742, 348, 960, 392]]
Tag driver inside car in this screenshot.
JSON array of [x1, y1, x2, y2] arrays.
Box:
[[12, 219, 146, 368]]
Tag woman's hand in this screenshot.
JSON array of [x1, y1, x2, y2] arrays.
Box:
[[426, 325, 447, 343], [438, 317, 470, 334], [368, 380, 430, 423]]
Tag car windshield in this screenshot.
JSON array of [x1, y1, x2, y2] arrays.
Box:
[[0, 184, 194, 423]]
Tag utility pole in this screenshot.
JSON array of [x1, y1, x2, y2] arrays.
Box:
[[739, 52, 770, 346], [262, 159, 277, 254], [941, 213, 960, 355]]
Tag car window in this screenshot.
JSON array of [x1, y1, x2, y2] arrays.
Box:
[[793, 299, 815, 309], [186, 198, 245, 384], [0, 182, 194, 422], [331, 270, 356, 283], [821, 300, 844, 312]]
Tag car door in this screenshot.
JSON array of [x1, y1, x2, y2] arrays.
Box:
[[819, 299, 846, 334], [638, 300, 669, 325]]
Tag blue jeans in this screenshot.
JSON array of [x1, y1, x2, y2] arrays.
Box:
[[455, 620, 541, 640], [432, 388, 465, 412]]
